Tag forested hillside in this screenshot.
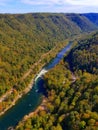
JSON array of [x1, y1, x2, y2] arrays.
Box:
[[82, 13, 98, 26], [65, 13, 97, 32], [0, 13, 98, 116], [0, 13, 80, 96], [67, 32, 98, 74], [0, 13, 98, 96], [16, 32, 98, 130]]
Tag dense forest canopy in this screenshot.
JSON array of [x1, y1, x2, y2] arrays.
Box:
[[0, 13, 98, 95], [0, 12, 98, 129], [67, 32, 98, 74], [16, 32, 98, 130]]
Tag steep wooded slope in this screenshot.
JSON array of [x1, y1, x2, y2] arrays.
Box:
[[82, 13, 98, 26], [67, 32, 98, 74], [0, 13, 98, 95], [65, 13, 97, 32]]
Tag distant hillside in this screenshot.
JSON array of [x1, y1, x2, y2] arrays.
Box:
[[82, 13, 98, 26], [0, 13, 98, 95], [65, 13, 97, 32], [0, 13, 98, 47]]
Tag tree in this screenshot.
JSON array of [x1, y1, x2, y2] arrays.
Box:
[[79, 121, 86, 129]]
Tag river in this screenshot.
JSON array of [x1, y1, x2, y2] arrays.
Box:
[[0, 41, 73, 130]]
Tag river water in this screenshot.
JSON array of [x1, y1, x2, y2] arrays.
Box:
[[0, 42, 73, 130]]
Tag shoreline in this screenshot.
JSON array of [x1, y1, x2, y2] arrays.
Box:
[[0, 78, 34, 116], [16, 97, 47, 129], [23, 97, 47, 121]]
